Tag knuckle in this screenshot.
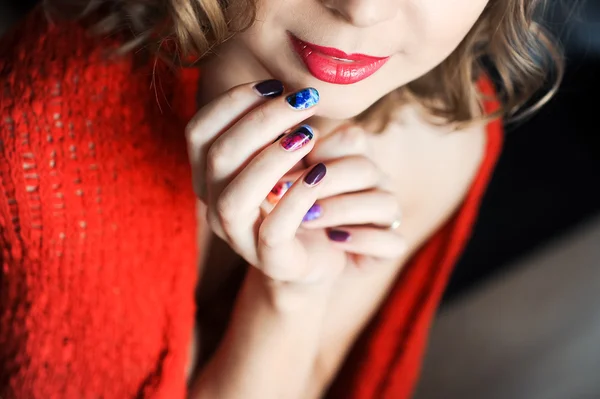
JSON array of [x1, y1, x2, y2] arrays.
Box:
[[224, 85, 249, 104], [184, 119, 202, 148], [353, 156, 380, 183], [246, 105, 270, 125], [184, 120, 195, 141], [258, 225, 283, 250], [205, 142, 230, 175], [338, 127, 367, 152], [215, 192, 238, 229]]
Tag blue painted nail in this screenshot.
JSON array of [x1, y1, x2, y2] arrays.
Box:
[[286, 88, 319, 110], [302, 203, 322, 222]]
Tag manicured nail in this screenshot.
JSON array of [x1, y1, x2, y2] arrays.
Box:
[[280, 125, 314, 151], [253, 79, 284, 98], [302, 203, 322, 222], [304, 163, 326, 186], [327, 229, 351, 242], [286, 88, 319, 110], [267, 181, 292, 204]]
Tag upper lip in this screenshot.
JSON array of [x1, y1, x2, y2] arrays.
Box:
[[289, 34, 389, 63]]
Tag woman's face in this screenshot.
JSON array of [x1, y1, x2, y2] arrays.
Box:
[[213, 0, 489, 120]]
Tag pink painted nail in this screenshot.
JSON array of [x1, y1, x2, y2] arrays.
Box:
[[280, 125, 314, 151]]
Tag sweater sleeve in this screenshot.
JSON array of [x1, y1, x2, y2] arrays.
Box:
[[0, 10, 199, 399]]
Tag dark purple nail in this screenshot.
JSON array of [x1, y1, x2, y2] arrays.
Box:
[[281, 125, 314, 152], [253, 79, 284, 98], [302, 203, 322, 222], [304, 163, 326, 186], [327, 229, 351, 242]]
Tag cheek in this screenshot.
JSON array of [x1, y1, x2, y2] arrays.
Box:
[[404, 0, 488, 64]]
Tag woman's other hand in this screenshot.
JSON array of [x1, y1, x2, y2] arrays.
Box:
[[269, 126, 407, 269], [185, 80, 347, 303]]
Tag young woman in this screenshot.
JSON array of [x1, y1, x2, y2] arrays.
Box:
[[0, 0, 560, 397]]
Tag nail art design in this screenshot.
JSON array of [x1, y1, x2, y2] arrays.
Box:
[[267, 181, 293, 204], [327, 229, 351, 242], [302, 203, 322, 222], [253, 79, 284, 98], [280, 125, 314, 151], [286, 88, 320, 110], [304, 163, 326, 186]]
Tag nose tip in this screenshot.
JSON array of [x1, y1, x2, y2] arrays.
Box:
[[322, 0, 397, 28]]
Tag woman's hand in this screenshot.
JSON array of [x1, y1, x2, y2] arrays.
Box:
[[185, 82, 406, 398], [268, 126, 407, 269], [186, 79, 347, 293]]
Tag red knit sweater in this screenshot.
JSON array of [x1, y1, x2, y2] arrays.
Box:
[[0, 11, 503, 399]]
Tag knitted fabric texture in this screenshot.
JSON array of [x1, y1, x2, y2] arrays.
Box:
[[0, 10, 503, 399]]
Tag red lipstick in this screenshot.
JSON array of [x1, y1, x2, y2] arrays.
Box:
[[289, 34, 390, 85]]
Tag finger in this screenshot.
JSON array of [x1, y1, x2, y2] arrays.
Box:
[[325, 227, 407, 259], [306, 125, 369, 164], [258, 163, 327, 280], [186, 79, 285, 199], [219, 125, 317, 217], [206, 87, 320, 186], [300, 190, 400, 228], [268, 155, 386, 205], [212, 126, 317, 262]]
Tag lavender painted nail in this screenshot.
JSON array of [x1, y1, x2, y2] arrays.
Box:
[[280, 125, 314, 151], [302, 203, 322, 222], [327, 229, 351, 242], [304, 163, 326, 186]]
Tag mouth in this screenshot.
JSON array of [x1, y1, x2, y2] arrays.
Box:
[[288, 33, 390, 85]]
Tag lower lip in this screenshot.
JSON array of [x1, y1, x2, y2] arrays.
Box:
[[289, 35, 390, 85]]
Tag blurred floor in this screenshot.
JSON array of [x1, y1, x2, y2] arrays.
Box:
[[414, 215, 600, 399]]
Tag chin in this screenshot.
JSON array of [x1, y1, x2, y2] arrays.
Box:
[[313, 101, 371, 120]]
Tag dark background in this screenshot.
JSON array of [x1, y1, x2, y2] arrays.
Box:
[[2, 0, 599, 303], [445, 0, 600, 303]]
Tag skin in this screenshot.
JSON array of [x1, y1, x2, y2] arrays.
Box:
[[188, 0, 490, 397]]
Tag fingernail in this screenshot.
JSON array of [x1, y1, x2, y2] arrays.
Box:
[[304, 163, 326, 186], [302, 203, 322, 222], [267, 181, 293, 204], [286, 88, 319, 110], [281, 125, 314, 151], [327, 229, 351, 242], [253, 79, 284, 98]]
